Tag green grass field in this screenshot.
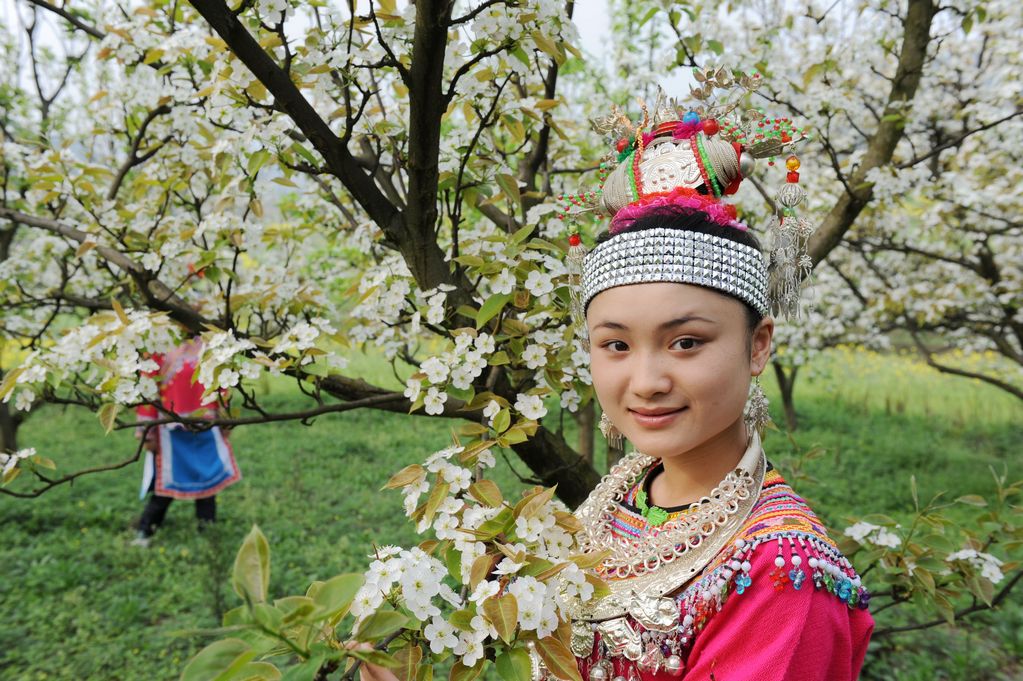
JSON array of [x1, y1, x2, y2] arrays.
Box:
[[1, 349, 1020, 680]]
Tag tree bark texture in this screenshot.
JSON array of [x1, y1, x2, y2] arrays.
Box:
[[772, 362, 799, 432]]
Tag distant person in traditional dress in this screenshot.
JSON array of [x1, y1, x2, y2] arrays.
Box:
[[131, 337, 240, 547]]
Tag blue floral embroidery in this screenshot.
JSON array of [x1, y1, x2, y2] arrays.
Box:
[[837, 578, 853, 603]]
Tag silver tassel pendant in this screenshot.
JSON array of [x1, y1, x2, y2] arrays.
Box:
[[744, 378, 772, 436], [599, 412, 624, 449]]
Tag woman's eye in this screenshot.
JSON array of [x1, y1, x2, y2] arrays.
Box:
[[673, 338, 701, 350], [604, 340, 629, 352]]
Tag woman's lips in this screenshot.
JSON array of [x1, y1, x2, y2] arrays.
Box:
[[629, 407, 687, 428]]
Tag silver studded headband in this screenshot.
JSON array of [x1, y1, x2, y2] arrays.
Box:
[[581, 228, 769, 316]]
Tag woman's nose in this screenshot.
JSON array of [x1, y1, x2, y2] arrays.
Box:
[[630, 351, 672, 397]]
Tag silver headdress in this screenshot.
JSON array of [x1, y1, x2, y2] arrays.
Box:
[[562, 69, 815, 329]]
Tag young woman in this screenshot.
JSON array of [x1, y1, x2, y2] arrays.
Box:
[[550, 110, 874, 680]]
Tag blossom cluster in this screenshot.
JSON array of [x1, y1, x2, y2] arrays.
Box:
[[347, 440, 602, 670], [843, 521, 902, 549], [0, 448, 36, 478], [946, 548, 1005, 585]]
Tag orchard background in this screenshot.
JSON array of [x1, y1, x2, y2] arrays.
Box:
[[0, 0, 1020, 679]]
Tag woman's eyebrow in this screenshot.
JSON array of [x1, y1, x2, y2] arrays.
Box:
[[592, 316, 715, 332], [659, 315, 715, 329]]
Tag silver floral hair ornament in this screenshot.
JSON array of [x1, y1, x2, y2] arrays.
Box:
[[562, 68, 816, 331]]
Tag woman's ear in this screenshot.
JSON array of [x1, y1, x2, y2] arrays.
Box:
[[750, 317, 774, 376]]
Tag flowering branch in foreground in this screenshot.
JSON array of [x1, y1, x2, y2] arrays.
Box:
[[184, 433, 610, 681]]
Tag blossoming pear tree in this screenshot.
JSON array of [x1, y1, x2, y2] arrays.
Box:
[[0, 0, 1020, 676]]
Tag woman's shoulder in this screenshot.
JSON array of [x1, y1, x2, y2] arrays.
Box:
[[684, 468, 871, 614], [677, 469, 875, 679]]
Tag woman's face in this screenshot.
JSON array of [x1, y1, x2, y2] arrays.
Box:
[[587, 282, 773, 462]]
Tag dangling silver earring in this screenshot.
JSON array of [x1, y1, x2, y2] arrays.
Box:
[[599, 412, 624, 449], [744, 376, 772, 437]]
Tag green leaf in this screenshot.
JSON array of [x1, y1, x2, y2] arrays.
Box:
[[469, 480, 503, 508], [450, 608, 475, 631], [533, 636, 581, 681], [280, 653, 326, 681], [98, 402, 120, 434], [0, 368, 24, 401], [347, 648, 401, 669], [956, 494, 988, 507], [495, 647, 531, 681], [247, 149, 272, 177], [234, 662, 281, 680], [449, 658, 486, 681], [180, 638, 255, 681], [482, 594, 518, 643], [467, 507, 514, 540], [496, 173, 522, 206], [355, 610, 408, 641], [422, 481, 451, 527], [476, 293, 512, 329], [275, 596, 316, 624], [706, 39, 724, 55], [309, 573, 364, 621], [232, 525, 270, 603], [492, 408, 511, 434], [454, 254, 486, 268], [394, 645, 423, 681], [444, 543, 463, 581], [510, 223, 534, 245], [499, 426, 529, 445], [383, 464, 426, 490]]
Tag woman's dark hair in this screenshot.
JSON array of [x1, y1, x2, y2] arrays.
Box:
[[600, 205, 765, 334]]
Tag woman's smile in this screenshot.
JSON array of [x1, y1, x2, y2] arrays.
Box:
[[629, 406, 688, 428]]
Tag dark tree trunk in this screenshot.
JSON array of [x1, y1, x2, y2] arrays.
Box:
[[773, 362, 799, 432], [511, 426, 601, 509], [0, 400, 20, 453], [575, 401, 594, 465]]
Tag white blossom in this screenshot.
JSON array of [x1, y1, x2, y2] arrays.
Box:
[[514, 393, 547, 420], [0, 447, 35, 475], [423, 387, 448, 415], [523, 270, 553, 296], [492, 269, 516, 295], [521, 344, 547, 369]]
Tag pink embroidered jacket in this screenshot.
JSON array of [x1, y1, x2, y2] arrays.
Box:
[[575, 468, 874, 680]]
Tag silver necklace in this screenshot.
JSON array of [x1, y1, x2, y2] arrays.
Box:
[[577, 434, 764, 579]]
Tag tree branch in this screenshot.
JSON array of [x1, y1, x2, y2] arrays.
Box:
[[23, 0, 105, 39], [108, 104, 173, 200], [897, 109, 1023, 170], [0, 207, 205, 329], [805, 0, 939, 267], [873, 569, 1023, 638]]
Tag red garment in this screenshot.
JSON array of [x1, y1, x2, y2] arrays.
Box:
[[136, 339, 218, 421], [674, 540, 873, 680]]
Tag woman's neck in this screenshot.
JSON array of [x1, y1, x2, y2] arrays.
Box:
[[647, 418, 749, 508]]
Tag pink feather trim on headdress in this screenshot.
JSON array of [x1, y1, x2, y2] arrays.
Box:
[[608, 187, 748, 235]]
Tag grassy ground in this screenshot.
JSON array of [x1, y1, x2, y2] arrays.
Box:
[[0, 349, 1020, 680]]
